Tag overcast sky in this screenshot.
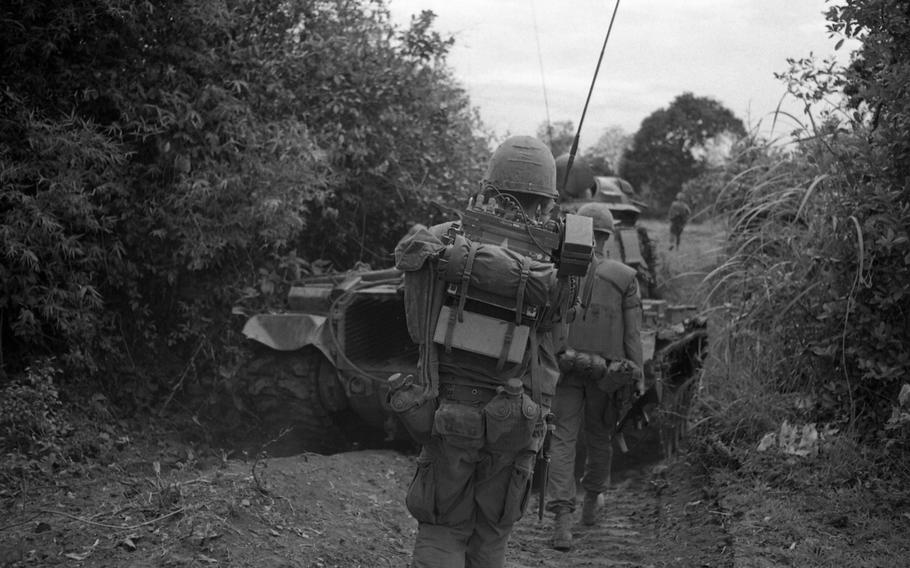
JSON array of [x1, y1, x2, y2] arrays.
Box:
[[387, 0, 856, 149]]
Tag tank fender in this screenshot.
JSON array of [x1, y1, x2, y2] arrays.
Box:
[[242, 313, 333, 360]]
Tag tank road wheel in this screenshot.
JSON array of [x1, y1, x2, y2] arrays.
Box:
[[232, 346, 350, 456]]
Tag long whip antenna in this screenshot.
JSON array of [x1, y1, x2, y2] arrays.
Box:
[[531, 0, 553, 146], [561, 0, 621, 191]]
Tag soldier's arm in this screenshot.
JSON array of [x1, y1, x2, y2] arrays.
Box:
[[622, 278, 645, 391]]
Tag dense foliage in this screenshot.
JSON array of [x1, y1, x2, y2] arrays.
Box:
[[0, 0, 489, 400], [621, 92, 746, 215], [703, 0, 910, 456]]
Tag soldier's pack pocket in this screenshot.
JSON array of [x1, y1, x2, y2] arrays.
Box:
[[498, 452, 535, 524], [405, 456, 437, 524], [433, 402, 484, 450]]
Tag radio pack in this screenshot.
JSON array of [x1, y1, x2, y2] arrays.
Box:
[[433, 193, 594, 367]]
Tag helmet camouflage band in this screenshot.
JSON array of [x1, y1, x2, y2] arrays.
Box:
[[482, 135, 558, 199], [575, 202, 615, 235]]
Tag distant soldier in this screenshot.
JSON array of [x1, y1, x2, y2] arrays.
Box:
[[547, 203, 644, 551], [667, 198, 691, 250]]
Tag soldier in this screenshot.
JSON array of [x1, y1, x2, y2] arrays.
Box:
[[668, 198, 691, 250], [393, 136, 579, 567], [546, 202, 644, 551]]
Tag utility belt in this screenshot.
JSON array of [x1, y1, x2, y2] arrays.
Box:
[[438, 381, 553, 408], [388, 376, 545, 452], [439, 382, 499, 407]]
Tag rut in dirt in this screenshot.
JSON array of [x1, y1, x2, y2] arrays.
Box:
[[506, 462, 733, 568]]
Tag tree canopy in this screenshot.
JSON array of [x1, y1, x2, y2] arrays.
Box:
[[620, 92, 746, 213], [585, 125, 630, 176], [536, 120, 576, 157]]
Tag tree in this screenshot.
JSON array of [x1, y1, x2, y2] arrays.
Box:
[[620, 92, 745, 213], [585, 125, 630, 175], [536, 120, 575, 157]]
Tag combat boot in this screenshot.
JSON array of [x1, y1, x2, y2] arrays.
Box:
[[581, 491, 603, 526], [551, 508, 573, 551]]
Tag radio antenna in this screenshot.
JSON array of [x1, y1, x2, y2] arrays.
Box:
[[561, 0, 621, 191], [531, 0, 553, 146]]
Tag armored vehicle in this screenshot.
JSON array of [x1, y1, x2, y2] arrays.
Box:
[[226, 167, 707, 461]]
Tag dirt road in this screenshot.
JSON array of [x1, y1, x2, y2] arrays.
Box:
[[508, 461, 730, 568], [4, 446, 727, 568], [7, 441, 908, 567]]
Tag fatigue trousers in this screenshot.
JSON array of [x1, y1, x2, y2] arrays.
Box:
[[545, 373, 618, 513], [408, 432, 539, 567]]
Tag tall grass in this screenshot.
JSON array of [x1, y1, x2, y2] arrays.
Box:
[[691, 120, 910, 481], [690, 132, 848, 450]]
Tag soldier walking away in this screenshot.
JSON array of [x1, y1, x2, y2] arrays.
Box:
[[392, 136, 584, 567], [667, 198, 691, 250], [546, 203, 644, 552]]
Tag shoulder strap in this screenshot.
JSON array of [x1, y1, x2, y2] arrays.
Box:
[[443, 241, 479, 352], [497, 256, 531, 370]]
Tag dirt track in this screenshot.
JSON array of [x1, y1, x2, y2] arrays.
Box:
[[7, 441, 909, 567], [508, 461, 731, 568], [2, 446, 728, 568]]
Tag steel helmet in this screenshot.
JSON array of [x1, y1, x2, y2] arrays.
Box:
[[575, 202, 615, 235], [555, 153, 595, 199], [482, 136, 558, 199]]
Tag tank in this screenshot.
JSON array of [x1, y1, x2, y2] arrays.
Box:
[[225, 184, 707, 462], [227, 267, 414, 456]]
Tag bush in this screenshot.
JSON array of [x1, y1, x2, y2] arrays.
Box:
[[0, 359, 70, 464], [702, 34, 910, 459], [0, 1, 490, 405]]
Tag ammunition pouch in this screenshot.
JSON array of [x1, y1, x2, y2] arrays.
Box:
[[597, 359, 640, 394], [433, 401, 485, 450], [558, 348, 608, 378], [557, 349, 640, 393]]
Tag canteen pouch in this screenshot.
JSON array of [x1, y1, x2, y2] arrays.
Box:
[[388, 380, 437, 445], [433, 401, 484, 450], [483, 383, 541, 451]]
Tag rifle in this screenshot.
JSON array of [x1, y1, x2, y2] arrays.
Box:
[[614, 386, 660, 453], [536, 412, 555, 521]]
